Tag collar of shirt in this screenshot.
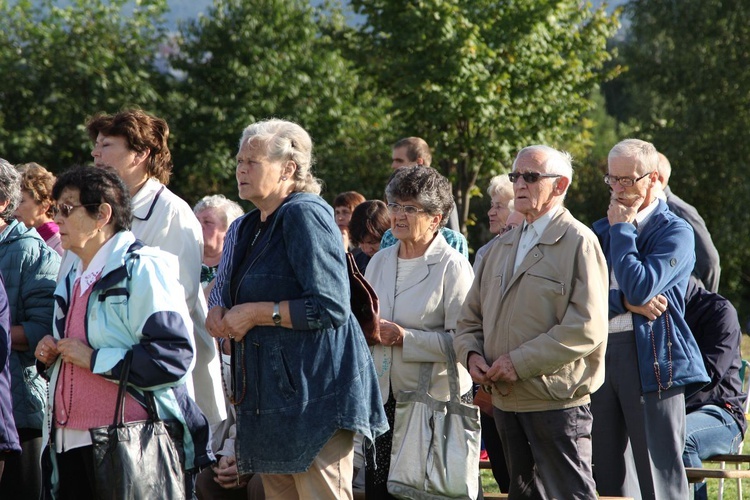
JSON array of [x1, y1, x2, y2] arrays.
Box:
[[75, 236, 118, 296], [634, 198, 659, 230], [521, 204, 560, 240]]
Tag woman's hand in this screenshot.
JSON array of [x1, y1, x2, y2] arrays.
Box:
[[220, 303, 258, 343], [379, 319, 404, 346], [212, 455, 248, 490], [56, 338, 94, 370], [624, 294, 668, 321], [206, 306, 228, 338], [35, 335, 60, 367]]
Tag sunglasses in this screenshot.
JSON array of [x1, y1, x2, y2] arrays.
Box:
[[508, 172, 562, 184], [58, 203, 100, 217]]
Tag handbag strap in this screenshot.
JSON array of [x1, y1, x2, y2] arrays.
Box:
[[416, 332, 461, 403], [112, 350, 161, 426], [113, 350, 134, 426]]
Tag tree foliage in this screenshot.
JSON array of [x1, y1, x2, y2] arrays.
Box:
[[0, 0, 170, 170], [608, 0, 750, 314], [345, 0, 619, 232], [168, 0, 393, 205]]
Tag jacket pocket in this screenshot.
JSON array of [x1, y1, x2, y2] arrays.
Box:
[[270, 346, 297, 400]]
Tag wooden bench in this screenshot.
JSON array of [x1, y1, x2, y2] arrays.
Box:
[[686, 466, 750, 482]]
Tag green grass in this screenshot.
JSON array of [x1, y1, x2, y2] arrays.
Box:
[[480, 335, 750, 498]]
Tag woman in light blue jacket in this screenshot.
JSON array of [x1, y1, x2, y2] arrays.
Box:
[[35, 166, 213, 499]]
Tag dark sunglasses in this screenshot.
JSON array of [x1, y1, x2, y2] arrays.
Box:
[[58, 203, 100, 218], [508, 172, 562, 184]]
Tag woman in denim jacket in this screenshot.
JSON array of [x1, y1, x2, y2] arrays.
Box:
[[207, 119, 387, 499]]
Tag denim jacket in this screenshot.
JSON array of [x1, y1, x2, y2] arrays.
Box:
[[218, 192, 388, 474]]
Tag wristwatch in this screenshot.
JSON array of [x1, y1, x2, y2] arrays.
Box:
[[272, 302, 282, 326]]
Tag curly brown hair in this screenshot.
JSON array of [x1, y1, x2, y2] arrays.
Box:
[[18, 163, 56, 218], [86, 109, 173, 185]]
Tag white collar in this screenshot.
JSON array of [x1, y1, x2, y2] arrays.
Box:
[[635, 198, 659, 229], [75, 236, 118, 296]]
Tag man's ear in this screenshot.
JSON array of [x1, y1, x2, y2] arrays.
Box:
[[554, 176, 570, 196]]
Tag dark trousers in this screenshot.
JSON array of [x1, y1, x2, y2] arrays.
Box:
[[591, 332, 687, 500], [0, 427, 43, 499], [480, 411, 510, 492], [56, 445, 96, 500], [494, 405, 597, 500]]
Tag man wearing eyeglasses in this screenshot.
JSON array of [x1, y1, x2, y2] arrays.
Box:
[[591, 138, 709, 500], [456, 145, 608, 499]]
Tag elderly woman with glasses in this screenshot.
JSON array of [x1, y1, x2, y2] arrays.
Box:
[[206, 118, 387, 499], [363, 165, 475, 498], [34, 166, 213, 498]]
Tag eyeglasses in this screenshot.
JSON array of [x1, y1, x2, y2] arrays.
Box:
[[508, 172, 562, 184], [58, 203, 100, 217], [387, 203, 425, 216], [603, 171, 653, 187]]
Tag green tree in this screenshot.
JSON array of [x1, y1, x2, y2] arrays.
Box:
[[0, 0, 170, 170], [608, 0, 750, 313], [345, 0, 620, 233], [168, 0, 393, 206]]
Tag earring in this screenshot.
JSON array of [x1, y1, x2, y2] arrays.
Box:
[[281, 176, 288, 181]]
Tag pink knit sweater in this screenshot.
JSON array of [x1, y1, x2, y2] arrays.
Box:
[[54, 279, 147, 429]]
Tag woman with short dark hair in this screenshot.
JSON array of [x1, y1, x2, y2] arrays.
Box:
[[35, 165, 213, 498], [348, 200, 390, 273], [363, 165, 476, 498]]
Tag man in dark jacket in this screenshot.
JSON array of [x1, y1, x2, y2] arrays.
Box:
[[657, 152, 721, 292], [683, 278, 746, 500]]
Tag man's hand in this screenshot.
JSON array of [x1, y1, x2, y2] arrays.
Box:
[[607, 194, 644, 225], [486, 354, 519, 383], [467, 352, 491, 385], [624, 294, 668, 321]]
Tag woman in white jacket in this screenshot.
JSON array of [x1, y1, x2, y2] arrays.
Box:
[[364, 166, 474, 498]]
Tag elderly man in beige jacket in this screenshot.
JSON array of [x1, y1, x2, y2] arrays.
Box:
[[455, 145, 608, 499]]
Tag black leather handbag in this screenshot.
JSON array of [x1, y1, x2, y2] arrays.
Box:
[[89, 351, 185, 499]]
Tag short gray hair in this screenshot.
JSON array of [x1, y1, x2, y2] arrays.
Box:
[[609, 139, 658, 176], [487, 174, 514, 210], [239, 119, 322, 195], [193, 194, 244, 229], [385, 165, 454, 230], [0, 159, 21, 223], [512, 145, 573, 184]]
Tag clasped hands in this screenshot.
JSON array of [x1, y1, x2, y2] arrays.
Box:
[[467, 352, 518, 386], [212, 455, 249, 490], [206, 304, 257, 343], [34, 335, 93, 370]]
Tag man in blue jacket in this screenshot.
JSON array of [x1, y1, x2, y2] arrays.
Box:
[[591, 139, 709, 500]]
